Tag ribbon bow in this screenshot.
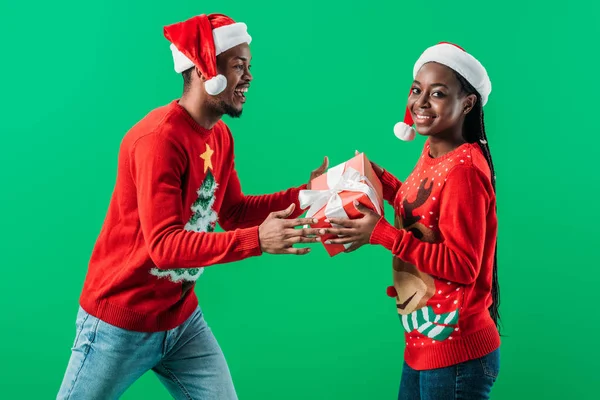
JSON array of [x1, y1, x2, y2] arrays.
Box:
[[299, 164, 382, 223]]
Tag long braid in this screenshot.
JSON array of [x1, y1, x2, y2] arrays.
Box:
[[454, 72, 501, 331]]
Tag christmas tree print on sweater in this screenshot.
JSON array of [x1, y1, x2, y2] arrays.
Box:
[[150, 144, 217, 285], [389, 176, 464, 345]]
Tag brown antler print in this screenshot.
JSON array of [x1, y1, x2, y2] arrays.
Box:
[[402, 178, 433, 238], [391, 177, 438, 315]]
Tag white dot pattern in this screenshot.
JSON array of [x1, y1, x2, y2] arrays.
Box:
[[396, 143, 478, 353]]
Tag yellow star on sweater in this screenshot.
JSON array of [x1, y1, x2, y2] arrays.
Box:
[[200, 144, 214, 173]]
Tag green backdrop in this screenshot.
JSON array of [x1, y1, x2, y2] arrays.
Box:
[[1, 0, 597, 398]]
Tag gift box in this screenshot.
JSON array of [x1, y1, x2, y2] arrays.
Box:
[[298, 152, 384, 257]]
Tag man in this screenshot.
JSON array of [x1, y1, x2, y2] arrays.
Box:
[[57, 13, 327, 400]]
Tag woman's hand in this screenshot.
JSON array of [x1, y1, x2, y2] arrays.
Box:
[[322, 201, 381, 253]]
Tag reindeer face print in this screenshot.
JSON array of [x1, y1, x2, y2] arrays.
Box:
[[399, 178, 436, 242], [393, 261, 436, 315], [392, 178, 438, 315], [388, 149, 471, 344]]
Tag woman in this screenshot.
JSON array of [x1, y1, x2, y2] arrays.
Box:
[[323, 42, 500, 399]]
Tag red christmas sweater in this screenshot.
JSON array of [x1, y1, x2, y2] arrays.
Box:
[[370, 140, 500, 370], [80, 100, 306, 332]]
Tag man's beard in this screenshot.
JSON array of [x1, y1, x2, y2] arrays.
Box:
[[219, 100, 242, 118]]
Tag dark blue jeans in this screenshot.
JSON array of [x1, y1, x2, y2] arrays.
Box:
[[398, 348, 500, 400]]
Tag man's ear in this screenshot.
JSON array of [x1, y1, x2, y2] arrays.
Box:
[[195, 67, 206, 82]]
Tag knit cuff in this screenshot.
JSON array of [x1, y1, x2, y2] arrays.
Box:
[[379, 170, 402, 203], [238, 226, 263, 255], [291, 184, 309, 217], [370, 217, 402, 250]]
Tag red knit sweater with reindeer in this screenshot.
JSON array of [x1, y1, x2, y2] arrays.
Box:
[[370, 140, 500, 370], [79, 100, 305, 332]]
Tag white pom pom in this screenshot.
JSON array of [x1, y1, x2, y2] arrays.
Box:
[[205, 74, 227, 95], [394, 122, 416, 141]]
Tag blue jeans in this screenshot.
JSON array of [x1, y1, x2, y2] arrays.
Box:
[[398, 348, 500, 400], [57, 306, 237, 399]]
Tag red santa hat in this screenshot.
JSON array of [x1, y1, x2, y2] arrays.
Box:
[[163, 14, 252, 96], [394, 42, 492, 141]]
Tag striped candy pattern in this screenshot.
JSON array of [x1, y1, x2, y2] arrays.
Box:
[[400, 305, 459, 341]]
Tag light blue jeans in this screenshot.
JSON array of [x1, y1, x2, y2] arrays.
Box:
[[57, 306, 237, 399]]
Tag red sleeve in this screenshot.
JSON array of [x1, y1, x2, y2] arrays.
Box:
[[130, 133, 262, 270], [370, 165, 491, 285], [379, 169, 403, 205], [218, 165, 307, 230]]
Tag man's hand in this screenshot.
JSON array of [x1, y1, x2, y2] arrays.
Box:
[[258, 204, 324, 255], [307, 156, 329, 189], [355, 150, 384, 177], [320, 201, 381, 253]]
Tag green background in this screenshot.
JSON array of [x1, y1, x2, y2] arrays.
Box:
[[0, 0, 597, 398]]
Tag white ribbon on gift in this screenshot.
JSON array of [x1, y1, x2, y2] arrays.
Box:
[[298, 164, 382, 249]]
